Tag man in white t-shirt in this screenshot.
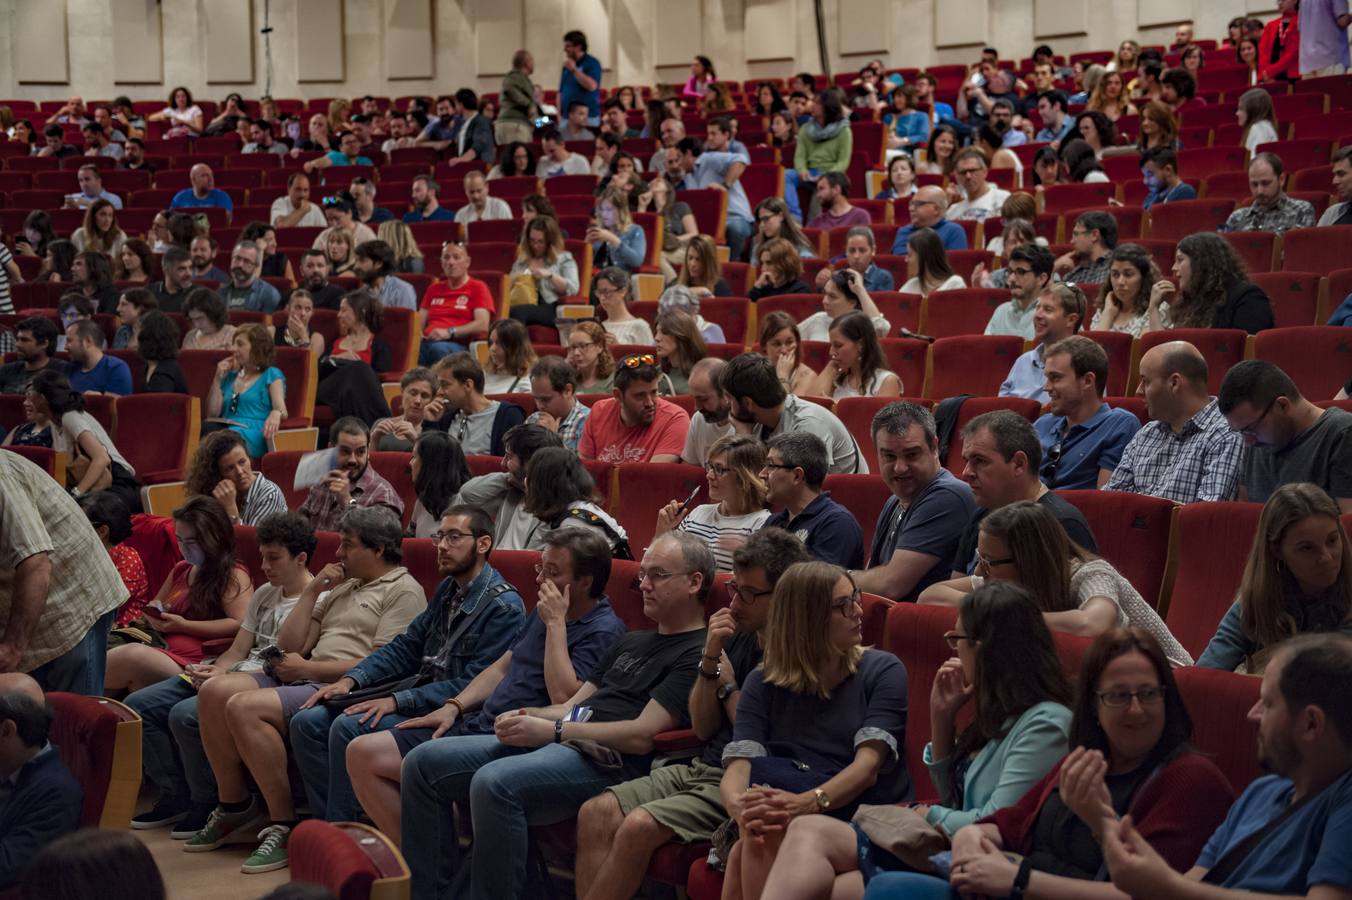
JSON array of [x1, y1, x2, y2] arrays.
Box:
[[680, 358, 733, 466], [535, 126, 591, 178], [271, 173, 328, 229], [453, 172, 512, 225], [946, 148, 1010, 221]]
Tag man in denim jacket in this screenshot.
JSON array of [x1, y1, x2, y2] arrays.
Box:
[[289, 504, 526, 820]]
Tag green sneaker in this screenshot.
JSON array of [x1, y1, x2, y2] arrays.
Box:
[[241, 824, 291, 874], [182, 801, 264, 852]]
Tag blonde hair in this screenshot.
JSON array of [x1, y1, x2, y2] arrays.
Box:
[[572, 320, 615, 378], [325, 228, 355, 271], [678, 235, 723, 292], [376, 220, 423, 264], [707, 434, 768, 511], [761, 561, 863, 697], [327, 98, 351, 136], [597, 183, 633, 232]]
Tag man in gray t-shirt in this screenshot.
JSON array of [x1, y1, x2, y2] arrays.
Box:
[[1219, 361, 1352, 512]]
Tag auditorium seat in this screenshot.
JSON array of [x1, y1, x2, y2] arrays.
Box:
[[944, 396, 1042, 473], [1252, 326, 1352, 401], [260, 450, 310, 509], [114, 394, 200, 484], [1133, 329, 1247, 395], [1251, 272, 1323, 328], [921, 288, 1012, 338], [1163, 501, 1264, 657], [1146, 198, 1236, 241], [880, 338, 929, 396], [1174, 667, 1262, 793], [370, 452, 415, 528], [613, 463, 709, 554], [883, 601, 959, 801], [1056, 490, 1176, 608], [401, 537, 439, 594], [1082, 331, 1133, 397], [47, 693, 141, 830], [1042, 182, 1115, 214], [1221, 231, 1279, 274], [2, 445, 66, 483], [872, 291, 924, 334], [289, 820, 411, 900], [924, 336, 1026, 399], [822, 473, 890, 555], [1281, 226, 1352, 275]]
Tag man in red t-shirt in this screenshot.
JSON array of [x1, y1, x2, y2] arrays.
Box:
[[579, 354, 690, 464], [417, 242, 495, 364]]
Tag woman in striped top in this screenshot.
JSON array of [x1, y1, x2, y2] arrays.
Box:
[[185, 430, 287, 527], [655, 435, 771, 572]]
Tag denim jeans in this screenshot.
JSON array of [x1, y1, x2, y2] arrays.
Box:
[[401, 736, 620, 900], [30, 609, 114, 695], [863, 872, 955, 899], [288, 704, 412, 821], [417, 340, 468, 366], [125, 675, 216, 806], [726, 216, 755, 263], [783, 168, 820, 221]]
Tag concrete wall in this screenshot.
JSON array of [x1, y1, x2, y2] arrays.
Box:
[[0, 0, 1259, 102]]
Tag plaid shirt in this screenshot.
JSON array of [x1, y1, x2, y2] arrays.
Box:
[[1064, 252, 1111, 286], [1103, 399, 1245, 503], [0, 452, 127, 671], [526, 401, 591, 452], [300, 463, 406, 532], [1223, 195, 1316, 235]]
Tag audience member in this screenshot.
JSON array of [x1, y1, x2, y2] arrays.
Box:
[[452, 423, 561, 546], [402, 432, 471, 538], [496, 50, 537, 145], [1054, 210, 1116, 285], [299, 418, 405, 531], [786, 91, 853, 221], [748, 196, 817, 261], [1092, 243, 1165, 337], [133, 311, 188, 393], [353, 239, 416, 311], [271, 173, 329, 229], [677, 357, 733, 466], [947, 149, 1011, 221], [185, 429, 288, 526], [1000, 283, 1086, 402], [170, 164, 233, 212], [67, 164, 122, 210], [985, 244, 1054, 339], [1153, 232, 1274, 334], [70, 199, 125, 256], [579, 353, 689, 464], [748, 238, 813, 302], [181, 287, 236, 351], [30, 369, 142, 510], [418, 242, 495, 364], [218, 240, 282, 313], [1318, 146, 1352, 226], [425, 352, 525, 456], [63, 319, 131, 395], [205, 323, 286, 459], [761, 432, 865, 568], [1223, 152, 1316, 234], [593, 265, 654, 344], [19, 828, 165, 900], [0, 317, 64, 394], [656, 434, 770, 571], [810, 310, 903, 399], [899, 227, 966, 297], [536, 126, 591, 177], [453, 172, 511, 225], [1034, 335, 1140, 489], [189, 235, 230, 285], [525, 356, 590, 452], [402, 175, 456, 224], [567, 320, 617, 393], [890, 186, 969, 254], [807, 171, 871, 230], [660, 283, 727, 342], [815, 225, 896, 294]]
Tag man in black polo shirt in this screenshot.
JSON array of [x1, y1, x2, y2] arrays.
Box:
[[760, 432, 865, 569]]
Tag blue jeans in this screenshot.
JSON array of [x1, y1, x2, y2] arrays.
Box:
[[418, 340, 468, 366], [864, 872, 955, 899], [783, 168, 819, 221], [127, 676, 196, 805], [401, 736, 620, 900], [289, 704, 412, 821], [726, 216, 754, 262], [31, 609, 114, 695]]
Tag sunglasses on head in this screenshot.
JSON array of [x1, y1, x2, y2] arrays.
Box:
[[621, 354, 657, 368]]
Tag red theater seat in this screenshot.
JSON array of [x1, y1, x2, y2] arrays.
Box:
[[114, 393, 200, 484], [1174, 667, 1262, 793], [1282, 226, 1352, 275], [1252, 326, 1352, 400], [822, 473, 890, 554], [1251, 272, 1323, 328], [944, 396, 1041, 473], [1146, 198, 1236, 241], [925, 336, 1026, 399], [922, 288, 1012, 338], [289, 820, 411, 900], [1163, 502, 1263, 658], [1134, 329, 1247, 395], [613, 463, 709, 554], [47, 693, 141, 829], [1056, 490, 1176, 608]]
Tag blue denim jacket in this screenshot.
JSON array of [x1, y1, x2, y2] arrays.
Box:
[[344, 563, 525, 715]]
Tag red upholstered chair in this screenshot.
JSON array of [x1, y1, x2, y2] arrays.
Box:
[[491, 549, 543, 610], [1133, 329, 1248, 395], [260, 449, 310, 509], [1173, 667, 1262, 793], [921, 288, 1012, 338], [604, 559, 648, 630], [883, 602, 959, 801], [700, 298, 751, 346], [872, 292, 924, 334], [1082, 331, 1132, 397], [1252, 326, 1352, 401], [400, 538, 439, 595], [1222, 231, 1279, 274], [1106, 395, 1149, 425], [1281, 226, 1352, 275], [114, 394, 200, 484], [1163, 501, 1264, 657], [1251, 272, 1323, 328], [46, 693, 142, 829], [1176, 146, 1248, 180], [1042, 182, 1115, 214], [1, 445, 66, 484], [368, 452, 415, 527], [1145, 198, 1236, 241], [924, 335, 1027, 399], [836, 397, 932, 464], [1255, 138, 1333, 171], [1056, 490, 1177, 608], [755, 293, 822, 324], [822, 473, 890, 555], [613, 463, 709, 554], [290, 820, 411, 900], [465, 455, 504, 478], [880, 338, 930, 396], [233, 524, 265, 584], [945, 397, 1042, 474], [178, 349, 233, 398]]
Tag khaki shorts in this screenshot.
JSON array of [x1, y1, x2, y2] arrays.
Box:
[[608, 758, 728, 844]]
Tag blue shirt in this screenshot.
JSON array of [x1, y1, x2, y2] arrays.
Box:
[[68, 354, 132, 396], [76, 190, 123, 210], [885, 110, 930, 145], [1034, 403, 1141, 490], [686, 149, 754, 224], [763, 491, 865, 569], [1196, 770, 1352, 893], [932, 101, 956, 122], [560, 53, 603, 120], [1000, 345, 1048, 402], [403, 207, 456, 224], [891, 219, 968, 255], [171, 188, 234, 211], [324, 151, 374, 167], [868, 469, 976, 600], [220, 279, 282, 314], [1142, 180, 1197, 210], [1035, 117, 1074, 143]]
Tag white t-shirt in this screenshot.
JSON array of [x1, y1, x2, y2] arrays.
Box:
[[55, 411, 133, 475], [449, 400, 501, 455], [271, 196, 328, 228], [1244, 120, 1279, 154], [604, 318, 654, 346], [831, 369, 899, 401], [900, 273, 967, 297], [536, 153, 591, 178], [948, 186, 1011, 221], [236, 583, 302, 670], [483, 372, 528, 395], [454, 197, 513, 225], [676, 504, 772, 572], [799, 311, 891, 343], [680, 412, 735, 466]]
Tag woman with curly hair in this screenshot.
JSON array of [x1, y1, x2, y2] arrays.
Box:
[[1073, 111, 1117, 158], [135, 311, 189, 393], [519, 446, 630, 552], [921, 124, 960, 177], [181, 287, 236, 351], [566, 320, 616, 393], [488, 141, 537, 180], [654, 310, 708, 395], [72, 199, 126, 257], [656, 434, 771, 571], [752, 82, 787, 117], [185, 429, 287, 526], [1150, 232, 1273, 334], [1092, 244, 1164, 337], [483, 318, 537, 394]]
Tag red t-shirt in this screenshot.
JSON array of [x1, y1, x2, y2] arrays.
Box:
[[579, 396, 690, 463], [420, 277, 496, 335]]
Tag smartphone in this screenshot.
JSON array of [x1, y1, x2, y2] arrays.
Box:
[[676, 485, 701, 515]]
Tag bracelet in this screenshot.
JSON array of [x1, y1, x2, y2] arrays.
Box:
[[1009, 859, 1032, 899], [446, 697, 465, 715]]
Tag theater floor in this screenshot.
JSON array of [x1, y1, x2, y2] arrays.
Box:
[[133, 827, 289, 899]]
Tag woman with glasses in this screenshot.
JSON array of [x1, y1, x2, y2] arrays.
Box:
[[718, 561, 909, 900], [184, 429, 287, 527], [850, 629, 1233, 900], [204, 323, 287, 459], [920, 501, 1193, 666], [407, 432, 472, 539], [758, 582, 1071, 900], [811, 310, 902, 401], [520, 446, 630, 553], [758, 311, 818, 397], [747, 197, 816, 263], [656, 435, 771, 572], [653, 310, 707, 396], [1199, 483, 1352, 674], [567, 320, 617, 393], [594, 265, 654, 346]]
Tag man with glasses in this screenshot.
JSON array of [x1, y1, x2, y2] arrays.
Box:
[[946, 149, 1011, 222], [1034, 336, 1141, 489], [290, 504, 530, 823], [403, 530, 710, 900], [218, 239, 281, 313], [760, 433, 864, 568], [1053, 210, 1117, 285], [984, 244, 1054, 339], [889, 185, 969, 254], [1219, 360, 1352, 511], [418, 242, 495, 364], [575, 529, 810, 900], [579, 354, 690, 464], [680, 358, 733, 467]]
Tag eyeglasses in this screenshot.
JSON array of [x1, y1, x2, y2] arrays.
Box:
[[1230, 396, 1278, 437], [942, 630, 978, 650], [621, 354, 657, 368], [908, 199, 937, 210], [634, 567, 692, 587], [973, 549, 1014, 572], [705, 462, 730, 477], [1006, 267, 1033, 277], [568, 340, 597, 351], [1097, 686, 1166, 708], [727, 581, 773, 604], [762, 462, 798, 472], [433, 530, 474, 545], [831, 589, 863, 616], [533, 563, 562, 577]]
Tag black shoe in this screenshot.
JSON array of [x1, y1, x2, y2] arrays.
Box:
[[132, 798, 189, 830], [170, 802, 217, 840]]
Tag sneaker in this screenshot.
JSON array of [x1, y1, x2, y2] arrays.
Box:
[[241, 824, 291, 874], [170, 803, 216, 840], [183, 800, 265, 852], [131, 798, 189, 830]]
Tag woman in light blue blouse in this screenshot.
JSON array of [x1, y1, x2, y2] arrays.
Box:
[[760, 582, 1073, 898], [884, 85, 930, 154], [204, 323, 286, 459], [587, 182, 646, 276]]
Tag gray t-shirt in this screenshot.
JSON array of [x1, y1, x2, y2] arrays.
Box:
[[235, 583, 302, 671], [1242, 407, 1352, 505], [756, 396, 869, 475], [451, 400, 501, 456], [680, 412, 734, 466]]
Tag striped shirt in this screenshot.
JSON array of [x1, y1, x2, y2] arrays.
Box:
[[1104, 399, 1244, 503], [240, 472, 288, 525], [676, 504, 772, 572], [528, 401, 591, 452], [0, 244, 13, 314]]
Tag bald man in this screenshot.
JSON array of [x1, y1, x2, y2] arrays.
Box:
[[1103, 341, 1245, 503], [170, 163, 234, 212], [889, 185, 970, 254]]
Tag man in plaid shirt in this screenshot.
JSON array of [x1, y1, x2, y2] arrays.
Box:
[[525, 356, 590, 452], [300, 417, 406, 532], [1104, 342, 1245, 503], [1223, 153, 1316, 235]]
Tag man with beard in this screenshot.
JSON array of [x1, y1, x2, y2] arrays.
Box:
[[453, 424, 562, 548], [299, 418, 405, 532], [402, 174, 456, 224], [189, 235, 229, 285], [290, 504, 530, 822], [0, 317, 66, 395], [719, 353, 866, 475], [352, 240, 416, 311], [271, 173, 328, 229], [679, 358, 732, 467], [526, 356, 591, 452], [218, 240, 281, 313], [1104, 635, 1352, 899], [149, 246, 194, 312], [296, 250, 345, 310], [579, 354, 690, 464]]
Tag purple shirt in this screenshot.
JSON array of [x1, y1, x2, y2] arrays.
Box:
[[808, 205, 873, 230], [1300, 0, 1351, 71]]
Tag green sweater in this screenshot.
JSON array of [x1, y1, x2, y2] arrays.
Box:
[[498, 69, 536, 124], [794, 122, 853, 174]]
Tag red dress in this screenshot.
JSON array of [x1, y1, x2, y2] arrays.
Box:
[[109, 543, 150, 627], [155, 561, 248, 667]]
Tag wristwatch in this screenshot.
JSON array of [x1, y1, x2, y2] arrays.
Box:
[[812, 788, 831, 812], [554, 719, 565, 743], [716, 682, 736, 702], [698, 662, 721, 680]]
